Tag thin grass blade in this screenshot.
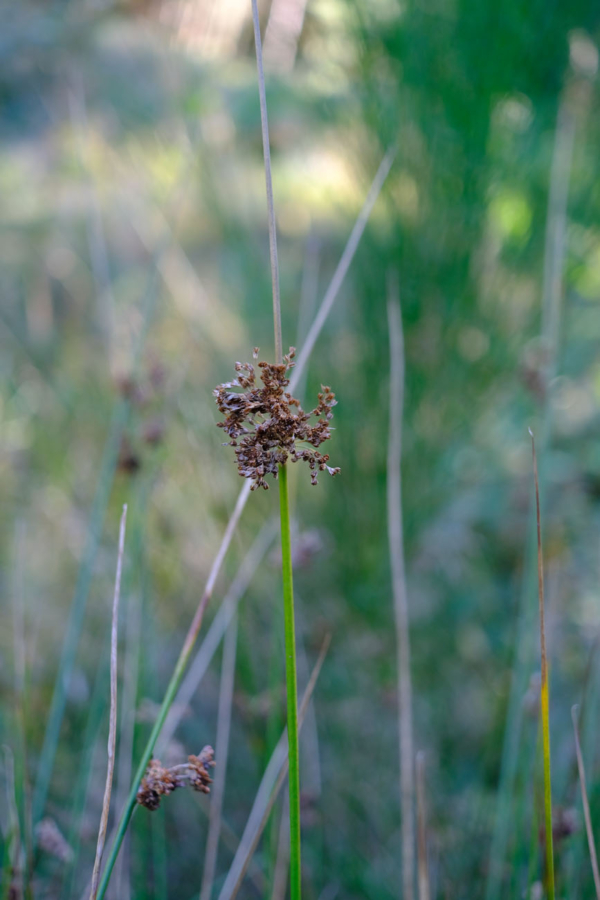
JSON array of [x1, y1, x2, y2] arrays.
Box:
[[89, 505, 127, 900], [416, 752, 430, 900]]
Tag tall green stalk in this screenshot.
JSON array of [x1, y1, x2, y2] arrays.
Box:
[[249, 0, 301, 893], [278, 463, 302, 900], [530, 431, 554, 899]]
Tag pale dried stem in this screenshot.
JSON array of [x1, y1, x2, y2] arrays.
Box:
[[290, 145, 396, 391], [571, 705, 600, 899], [387, 273, 415, 900], [89, 505, 127, 900], [217, 635, 331, 900], [158, 520, 277, 755], [415, 752, 430, 900], [251, 0, 282, 364], [114, 581, 143, 900]]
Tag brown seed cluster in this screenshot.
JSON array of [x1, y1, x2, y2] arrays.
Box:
[[136, 746, 215, 811], [214, 348, 340, 490]]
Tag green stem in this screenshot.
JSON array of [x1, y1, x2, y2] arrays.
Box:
[[278, 463, 301, 900], [531, 432, 555, 900], [541, 675, 555, 899]]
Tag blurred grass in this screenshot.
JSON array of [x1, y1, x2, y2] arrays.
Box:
[[2, 1, 600, 898]]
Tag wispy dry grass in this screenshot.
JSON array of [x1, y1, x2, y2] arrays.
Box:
[[113, 527, 144, 900], [250, 0, 282, 364], [158, 520, 277, 756], [415, 752, 430, 900], [291, 145, 396, 385], [89, 504, 127, 900]]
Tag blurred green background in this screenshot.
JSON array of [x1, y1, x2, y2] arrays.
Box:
[[2, 1, 600, 897]]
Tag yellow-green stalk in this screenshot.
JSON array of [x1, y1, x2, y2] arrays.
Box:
[[529, 429, 554, 899]]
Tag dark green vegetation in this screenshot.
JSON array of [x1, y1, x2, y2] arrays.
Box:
[[2, 1, 600, 898]]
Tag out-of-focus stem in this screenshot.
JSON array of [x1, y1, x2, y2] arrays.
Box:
[[90, 505, 127, 900], [530, 431, 554, 900], [387, 274, 415, 900], [251, 0, 282, 364], [416, 752, 430, 900]]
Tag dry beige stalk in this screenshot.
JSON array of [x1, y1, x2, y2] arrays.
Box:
[[89, 504, 127, 900], [416, 752, 430, 900]]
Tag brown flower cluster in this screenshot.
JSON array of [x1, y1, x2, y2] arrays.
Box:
[[136, 746, 215, 811], [214, 348, 340, 490]]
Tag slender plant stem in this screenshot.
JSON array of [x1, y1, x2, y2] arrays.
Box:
[[387, 273, 415, 900], [278, 463, 301, 900], [90, 505, 128, 900], [33, 399, 129, 828], [251, 0, 282, 364], [530, 430, 554, 900], [158, 520, 277, 756], [415, 752, 430, 900], [291, 145, 396, 387], [572, 705, 600, 898]]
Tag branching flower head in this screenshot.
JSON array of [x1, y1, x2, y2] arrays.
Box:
[[214, 347, 340, 490]]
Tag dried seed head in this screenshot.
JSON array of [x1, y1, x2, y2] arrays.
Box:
[[214, 348, 340, 490], [136, 758, 177, 811], [136, 747, 215, 811]]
